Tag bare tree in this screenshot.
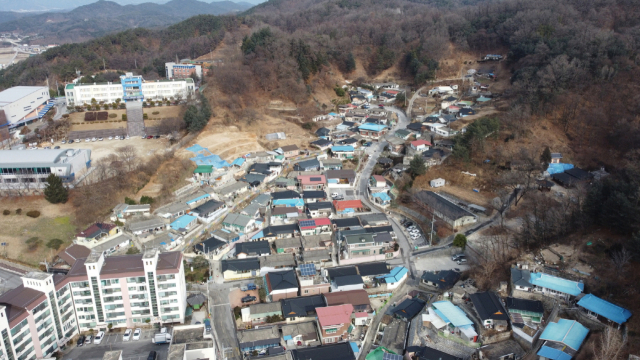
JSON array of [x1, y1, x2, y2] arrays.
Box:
[[497, 147, 543, 206], [610, 247, 632, 273], [592, 326, 625, 360], [116, 146, 138, 172]]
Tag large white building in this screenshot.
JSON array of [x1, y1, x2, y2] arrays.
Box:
[[0, 86, 50, 126], [165, 62, 203, 80], [0, 249, 187, 360], [64, 73, 195, 106], [0, 149, 91, 189]]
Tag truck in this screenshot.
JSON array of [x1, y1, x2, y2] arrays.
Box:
[[240, 283, 257, 292], [152, 333, 172, 344]]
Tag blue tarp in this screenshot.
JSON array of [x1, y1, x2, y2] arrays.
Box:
[[577, 294, 632, 324], [187, 144, 231, 168], [547, 163, 574, 175]]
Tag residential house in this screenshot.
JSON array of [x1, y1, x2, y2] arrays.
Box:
[[295, 159, 321, 172], [537, 319, 588, 360], [505, 297, 544, 324], [297, 175, 327, 191], [246, 151, 275, 163], [56, 244, 91, 267], [281, 145, 301, 159], [550, 153, 562, 164], [281, 295, 326, 322], [333, 200, 365, 215], [320, 158, 343, 170], [170, 214, 198, 233], [409, 140, 431, 154], [369, 175, 388, 190], [242, 302, 283, 325], [238, 327, 281, 353], [511, 268, 584, 300], [242, 173, 268, 187], [297, 263, 331, 295], [425, 123, 457, 137], [469, 292, 509, 331], [326, 266, 358, 280], [476, 340, 525, 360], [272, 198, 305, 210], [260, 254, 296, 271], [223, 213, 256, 234], [271, 190, 301, 201], [302, 190, 327, 203], [112, 204, 151, 221], [374, 317, 407, 355], [377, 266, 408, 290], [576, 294, 632, 327], [306, 202, 333, 218], [216, 181, 249, 200], [264, 270, 299, 301], [193, 165, 215, 184], [194, 236, 227, 257], [290, 342, 356, 360], [90, 233, 132, 255], [357, 262, 389, 284], [326, 170, 357, 188], [394, 129, 412, 140], [421, 270, 460, 290], [337, 138, 359, 148], [76, 222, 118, 242], [358, 124, 388, 139], [316, 127, 331, 138], [426, 301, 478, 343], [191, 200, 227, 219], [331, 275, 364, 292], [311, 139, 333, 151], [241, 202, 263, 219], [300, 249, 332, 265], [331, 146, 355, 159], [316, 304, 354, 344], [275, 237, 302, 254], [258, 224, 301, 241], [275, 177, 298, 190], [298, 218, 332, 236], [422, 148, 447, 167], [332, 217, 362, 231], [236, 241, 271, 258], [414, 191, 477, 229], [458, 108, 476, 117], [393, 297, 426, 320], [387, 137, 405, 154], [221, 258, 260, 280], [405, 346, 462, 360], [127, 216, 166, 235], [342, 233, 395, 261], [358, 213, 389, 227], [282, 321, 319, 347], [301, 234, 332, 250], [324, 289, 371, 312]]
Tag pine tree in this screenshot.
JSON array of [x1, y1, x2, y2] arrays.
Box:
[[540, 146, 552, 168], [44, 174, 68, 204], [409, 155, 427, 179]]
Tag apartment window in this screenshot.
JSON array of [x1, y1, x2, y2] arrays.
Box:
[[304, 290, 309, 294], [325, 328, 338, 334], [325, 337, 334, 343]]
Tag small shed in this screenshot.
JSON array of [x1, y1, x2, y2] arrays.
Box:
[[187, 293, 207, 310], [430, 178, 445, 188]]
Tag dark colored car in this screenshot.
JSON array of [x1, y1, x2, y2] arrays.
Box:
[[147, 351, 157, 360], [241, 295, 257, 303], [154, 135, 160, 139], [77, 335, 85, 347], [147, 135, 153, 139]]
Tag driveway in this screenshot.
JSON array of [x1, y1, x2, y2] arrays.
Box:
[[229, 288, 259, 308]]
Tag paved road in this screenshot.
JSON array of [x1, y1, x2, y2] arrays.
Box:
[[62, 329, 166, 360]]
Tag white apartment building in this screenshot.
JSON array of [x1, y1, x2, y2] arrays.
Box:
[[64, 73, 195, 106], [0, 86, 49, 126]]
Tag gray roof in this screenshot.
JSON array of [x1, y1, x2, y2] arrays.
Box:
[[414, 191, 476, 221], [238, 327, 281, 348], [127, 217, 165, 232], [334, 275, 364, 287], [249, 302, 282, 315], [260, 254, 296, 268], [325, 169, 356, 180], [158, 202, 190, 215], [300, 234, 332, 248], [281, 321, 318, 339], [301, 249, 331, 263], [357, 213, 389, 226], [0, 86, 46, 104], [253, 194, 272, 206], [321, 158, 343, 165], [0, 149, 88, 168], [223, 213, 252, 227], [222, 258, 260, 272], [236, 241, 271, 256], [275, 237, 301, 250], [281, 296, 326, 318], [241, 202, 262, 217], [211, 229, 239, 242], [265, 269, 298, 290], [217, 181, 248, 196], [511, 268, 532, 288], [295, 159, 321, 170], [192, 200, 225, 215]]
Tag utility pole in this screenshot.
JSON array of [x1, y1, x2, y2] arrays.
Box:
[[429, 212, 435, 246], [102, 58, 106, 71]]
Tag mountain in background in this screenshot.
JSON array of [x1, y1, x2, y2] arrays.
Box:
[[0, 0, 252, 44], [2, 0, 264, 12]]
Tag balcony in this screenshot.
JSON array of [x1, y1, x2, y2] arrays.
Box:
[[157, 283, 176, 290], [73, 291, 92, 297]]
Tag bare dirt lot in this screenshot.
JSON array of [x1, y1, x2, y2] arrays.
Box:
[[0, 197, 76, 267], [57, 137, 169, 164], [229, 288, 259, 308]]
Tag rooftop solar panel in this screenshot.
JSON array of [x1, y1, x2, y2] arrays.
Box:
[[383, 353, 403, 360], [310, 177, 322, 181], [299, 263, 316, 276], [299, 220, 316, 227]]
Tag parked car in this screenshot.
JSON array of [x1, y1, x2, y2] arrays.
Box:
[[451, 254, 465, 261], [146, 135, 153, 139], [85, 138, 90, 142], [456, 258, 468, 265], [54, 146, 60, 149], [241, 295, 257, 303], [404, 222, 414, 228], [61, 140, 66, 144], [378, 104, 385, 108], [91, 137, 97, 142], [241, 283, 257, 291], [108, 136, 113, 140], [84, 335, 93, 345], [98, 137, 103, 141], [94, 331, 105, 344], [77, 335, 85, 347], [123, 328, 132, 341], [126, 135, 130, 139], [133, 328, 142, 341], [147, 351, 158, 360], [363, 142, 372, 147]]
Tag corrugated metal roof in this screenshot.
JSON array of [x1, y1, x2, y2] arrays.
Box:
[[529, 272, 583, 296], [577, 294, 631, 324], [539, 319, 589, 350]]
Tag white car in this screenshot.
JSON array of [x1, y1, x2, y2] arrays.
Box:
[[94, 331, 105, 344], [133, 328, 142, 341], [108, 136, 113, 140], [123, 328, 132, 341], [331, 193, 339, 198], [85, 138, 90, 142], [98, 137, 103, 141], [126, 135, 130, 139], [61, 140, 66, 144], [91, 137, 97, 142]]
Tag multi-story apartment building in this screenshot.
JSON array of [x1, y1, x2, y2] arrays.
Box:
[[0, 271, 80, 360], [165, 62, 204, 80], [64, 73, 195, 106]]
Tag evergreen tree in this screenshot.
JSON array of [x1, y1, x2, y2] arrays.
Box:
[[540, 146, 552, 168], [345, 53, 356, 73], [409, 155, 427, 178], [453, 234, 467, 249], [43, 174, 68, 204]]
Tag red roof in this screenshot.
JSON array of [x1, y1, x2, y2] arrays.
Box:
[[333, 200, 363, 212], [297, 175, 327, 185], [372, 175, 385, 182], [76, 222, 116, 238], [411, 140, 432, 147], [384, 90, 399, 95], [299, 217, 332, 230], [316, 304, 354, 327], [355, 312, 369, 318]]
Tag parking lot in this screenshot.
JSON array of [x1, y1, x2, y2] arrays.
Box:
[[62, 328, 169, 360], [229, 288, 259, 308]]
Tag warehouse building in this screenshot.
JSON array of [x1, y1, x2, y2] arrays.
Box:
[[0, 149, 91, 189], [0, 86, 50, 127], [64, 73, 195, 106]]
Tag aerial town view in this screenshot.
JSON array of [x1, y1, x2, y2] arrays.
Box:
[[0, 0, 638, 360]]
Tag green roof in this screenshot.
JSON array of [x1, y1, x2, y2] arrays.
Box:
[[194, 165, 213, 174], [65, 84, 75, 90], [365, 347, 397, 360]]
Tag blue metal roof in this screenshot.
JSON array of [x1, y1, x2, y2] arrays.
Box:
[[350, 342, 359, 354], [537, 346, 572, 360], [332, 145, 354, 152], [372, 192, 391, 201], [272, 199, 305, 207], [431, 301, 473, 327], [232, 157, 245, 166], [529, 272, 583, 296], [251, 230, 264, 240], [186, 194, 211, 205], [539, 319, 589, 350], [170, 214, 197, 230], [378, 266, 408, 283], [577, 294, 631, 324], [358, 124, 388, 132]]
